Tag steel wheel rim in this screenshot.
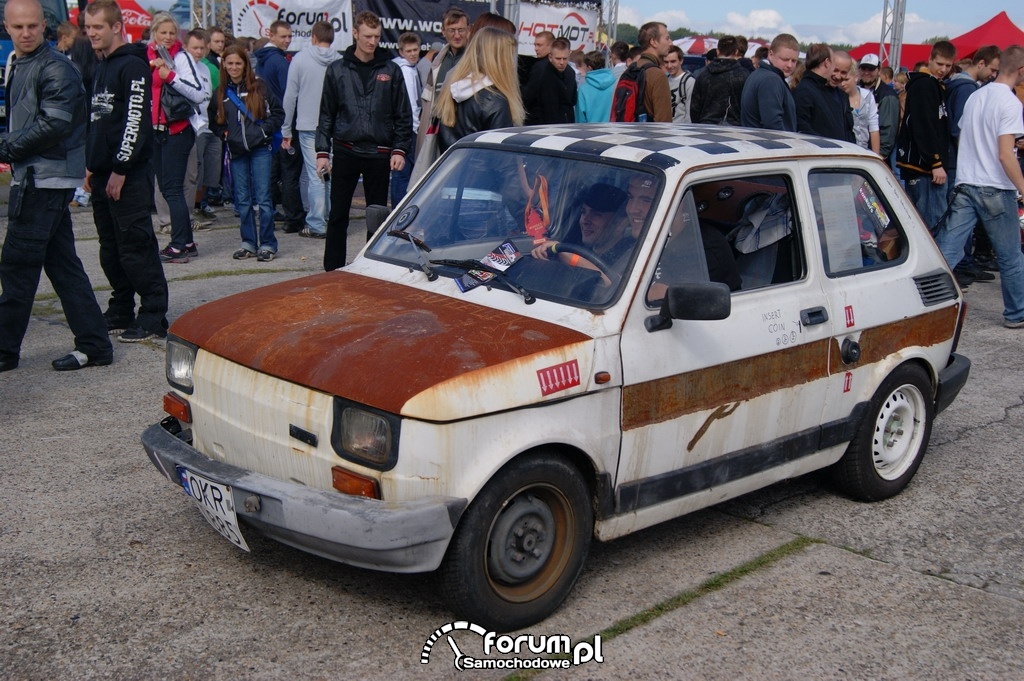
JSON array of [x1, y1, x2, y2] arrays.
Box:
[[871, 383, 927, 481], [485, 484, 576, 604]]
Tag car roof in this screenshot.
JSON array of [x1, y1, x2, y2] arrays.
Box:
[[462, 123, 875, 172]]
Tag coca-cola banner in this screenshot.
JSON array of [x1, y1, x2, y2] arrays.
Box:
[[230, 0, 353, 51], [517, 3, 599, 54]]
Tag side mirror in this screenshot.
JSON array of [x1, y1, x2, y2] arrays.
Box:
[[645, 282, 731, 332]]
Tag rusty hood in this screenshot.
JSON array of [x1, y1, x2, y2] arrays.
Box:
[[171, 271, 594, 420]]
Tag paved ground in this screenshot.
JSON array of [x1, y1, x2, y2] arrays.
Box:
[[1, 195, 1022, 680]]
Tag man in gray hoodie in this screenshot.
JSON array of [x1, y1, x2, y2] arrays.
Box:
[[281, 21, 340, 239]]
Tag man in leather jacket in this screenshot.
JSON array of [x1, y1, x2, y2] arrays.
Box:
[[0, 0, 113, 372], [315, 11, 412, 271]]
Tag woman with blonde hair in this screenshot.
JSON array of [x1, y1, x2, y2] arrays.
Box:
[[147, 12, 208, 263], [434, 26, 525, 153]]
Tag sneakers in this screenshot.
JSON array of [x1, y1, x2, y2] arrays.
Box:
[[184, 242, 199, 258], [233, 248, 255, 260], [159, 245, 190, 263], [1004, 318, 1024, 329], [257, 248, 276, 262], [298, 227, 326, 239], [104, 313, 134, 336], [118, 326, 167, 343], [196, 203, 217, 218], [191, 218, 211, 231]]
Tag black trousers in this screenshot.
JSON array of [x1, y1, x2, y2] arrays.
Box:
[[272, 145, 305, 223], [0, 186, 112, 362], [91, 171, 169, 335], [324, 150, 390, 271]]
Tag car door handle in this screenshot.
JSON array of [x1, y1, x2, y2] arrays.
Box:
[[800, 306, 829, 326]]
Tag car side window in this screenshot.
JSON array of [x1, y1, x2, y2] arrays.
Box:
[[810, 171, 907, 276]]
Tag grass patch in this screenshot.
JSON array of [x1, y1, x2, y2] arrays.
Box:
[[504, 536, 817, 681]]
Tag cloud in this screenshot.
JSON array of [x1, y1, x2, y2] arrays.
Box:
[[617, 6, 643, 28], [648, 10, 692, 30], [718, 10, 795, 39]]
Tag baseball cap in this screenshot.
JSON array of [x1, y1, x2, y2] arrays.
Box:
[[580, 183, 627, 213], [860, 53, 880, 68]]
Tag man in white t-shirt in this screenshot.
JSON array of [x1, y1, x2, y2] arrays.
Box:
[[933, 45, 1024, 328]]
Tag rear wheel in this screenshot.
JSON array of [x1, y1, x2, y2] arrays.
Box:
[[439, 454, 593, 632], [832, 364, 934, 501]]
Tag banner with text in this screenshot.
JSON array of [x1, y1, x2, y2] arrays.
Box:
[[363, 0, 496, 51], [517, 3, 599, 55], [231, 0, 353, 51]]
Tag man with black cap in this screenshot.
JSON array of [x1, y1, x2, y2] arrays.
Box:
[[857, 53, 899, 160]]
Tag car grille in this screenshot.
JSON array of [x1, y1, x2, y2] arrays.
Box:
[[914, 271, 958, 306]]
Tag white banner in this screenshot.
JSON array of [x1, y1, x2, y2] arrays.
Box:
[[516, 3, 599, 56], [231, 0, 354, 52]]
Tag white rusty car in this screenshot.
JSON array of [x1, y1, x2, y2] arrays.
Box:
[[143, 124, 970, 631]]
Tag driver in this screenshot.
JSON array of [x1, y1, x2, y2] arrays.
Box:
[[531, 182, 630, 282]]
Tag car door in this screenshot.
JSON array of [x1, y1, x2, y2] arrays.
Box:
[[614, 165, 838, 526]]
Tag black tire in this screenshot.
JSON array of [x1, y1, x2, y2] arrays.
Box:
[[831, 363, 934, 502], [439, 454, 593, 632]]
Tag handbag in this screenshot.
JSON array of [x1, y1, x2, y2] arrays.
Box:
[[408, 118, 441, 188], [158, 47, 200, 123], [225, 88, 283, 153]]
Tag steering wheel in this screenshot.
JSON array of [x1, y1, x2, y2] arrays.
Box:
[[548, 242, 619, 286]]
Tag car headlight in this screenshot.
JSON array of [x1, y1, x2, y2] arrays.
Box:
[[331, 399, 401, 470], [165, 336, 197, 394]]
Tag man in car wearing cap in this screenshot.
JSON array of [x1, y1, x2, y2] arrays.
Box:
[[857, 53, 899, 160], [532, 182, 632, 282]]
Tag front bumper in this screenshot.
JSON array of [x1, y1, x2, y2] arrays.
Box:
[[935, 352, 970, 415], [142, 422, 467, 573]]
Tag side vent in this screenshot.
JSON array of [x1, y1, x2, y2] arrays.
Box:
[[914, 271, 958, 306]]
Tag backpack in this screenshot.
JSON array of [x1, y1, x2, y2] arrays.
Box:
[[611, 61, 657, 122], [671, 71, 692, 121]]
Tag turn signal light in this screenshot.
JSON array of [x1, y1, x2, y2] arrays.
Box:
[[163, 392, 192, 424], [331, 466, 381, 499]]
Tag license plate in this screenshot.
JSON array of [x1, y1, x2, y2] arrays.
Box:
[[177, 467, 250, 551]]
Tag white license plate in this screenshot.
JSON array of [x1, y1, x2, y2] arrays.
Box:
[[178, 467, 250, 551]]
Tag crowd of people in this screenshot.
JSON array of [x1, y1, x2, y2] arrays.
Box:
[[2, 0, 1024, 373]]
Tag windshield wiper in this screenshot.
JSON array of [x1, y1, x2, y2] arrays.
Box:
[[388, 226, 436, 281], [430, 258, 535, 305]]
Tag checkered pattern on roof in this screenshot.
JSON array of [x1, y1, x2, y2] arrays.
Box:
[[466, 124, 857, 168]]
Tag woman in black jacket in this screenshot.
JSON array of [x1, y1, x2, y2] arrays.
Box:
[[213, 45, 284, 262], [434, 27, 525, 153]]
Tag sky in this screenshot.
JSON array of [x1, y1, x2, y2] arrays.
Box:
[[616, 2, 1024, 46]]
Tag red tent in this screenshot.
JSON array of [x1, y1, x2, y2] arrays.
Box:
[[849, 42, 934, 70], [951, 11, 1024, 56], [70, 0, 152, 44]]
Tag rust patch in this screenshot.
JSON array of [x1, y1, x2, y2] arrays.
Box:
[[622, 339, 831, 431], [831, 305, 961, 370], [687, 402, 741, 451], [170, 271, 589, 413]]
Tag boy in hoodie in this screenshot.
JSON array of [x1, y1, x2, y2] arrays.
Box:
[[664, 45, 693, 124], [315, 11, 412, 271], [82, 0, 169, 343], [390, 31, 422, 206], [281, 21, 341, 238], [576, 50, 616, 122], [690, 36, 748, 125], [896, 41, 956, 232]]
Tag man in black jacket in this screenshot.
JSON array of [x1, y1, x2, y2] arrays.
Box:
[[0, 0, 112, 372], [793, 43, 854, 142], [524, 37, 577, 125], [316, 11, 412, 271], [896, 41, 956, 232], [690, 35, 748, 125], [83, 0, 169, 343]]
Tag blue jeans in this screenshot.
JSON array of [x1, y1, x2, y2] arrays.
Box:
[[934, 184, 1024, 323], [231, 145, 277, 253], [390, 144, 415, 208], [298, 130, 328, 235], [904, 173, 951, 234]]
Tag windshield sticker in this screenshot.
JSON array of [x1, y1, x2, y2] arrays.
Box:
[[482, 240, 522, 271], [455, 270, 496, 292], [537, 360, 581, 396]]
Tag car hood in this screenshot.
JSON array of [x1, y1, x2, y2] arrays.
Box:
[[170, 271, 594, 420]]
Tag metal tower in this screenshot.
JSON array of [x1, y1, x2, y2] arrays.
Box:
[[879, 0, 906, 68]]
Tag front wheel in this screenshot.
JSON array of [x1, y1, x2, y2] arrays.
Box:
[[831, 364, 934, 501], [439, 454, 593, 632]]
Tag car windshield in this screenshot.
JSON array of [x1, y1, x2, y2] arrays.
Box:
[[365, 148, 661, 309]]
